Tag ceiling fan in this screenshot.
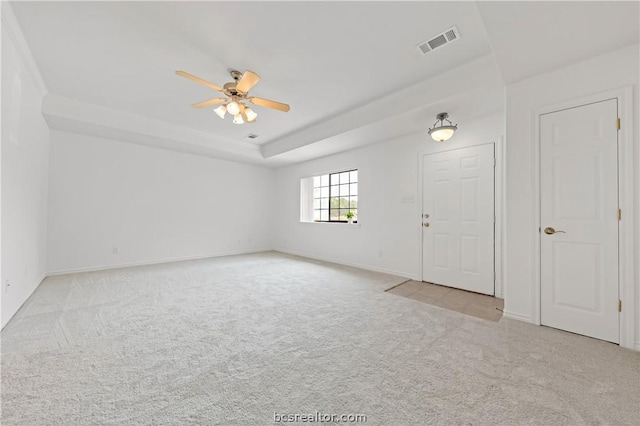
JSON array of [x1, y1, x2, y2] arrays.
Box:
[[175, 69, 290, 124]]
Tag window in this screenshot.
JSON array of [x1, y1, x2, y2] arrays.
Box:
[[310, 169, 358, 222]]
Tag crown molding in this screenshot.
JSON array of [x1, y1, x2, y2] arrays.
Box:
[[260, 54, 503, 159], [42, 94, 275, 166], [1, 1, 47, 96]]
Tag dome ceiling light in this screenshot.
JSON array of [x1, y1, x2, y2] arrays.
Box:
[[428, 112, 458, 142]]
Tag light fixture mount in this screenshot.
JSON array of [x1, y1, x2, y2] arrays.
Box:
[[435, 112, 449, 122], [428, 112, 458, 142], [223, 71, 242, 96]]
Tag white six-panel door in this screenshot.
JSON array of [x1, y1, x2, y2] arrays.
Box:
[[422, 144, 495, 295], [540, 99, 619, 343]]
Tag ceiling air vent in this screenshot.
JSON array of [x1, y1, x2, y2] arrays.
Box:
[[416, 26, 460, 55], [246, 133, 259, 139]]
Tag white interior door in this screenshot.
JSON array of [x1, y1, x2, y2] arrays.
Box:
[[540, 99, 619, 343], [422, 144, 495, 295]]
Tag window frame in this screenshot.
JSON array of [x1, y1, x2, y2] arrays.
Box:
[[312, 169, 358, 223]]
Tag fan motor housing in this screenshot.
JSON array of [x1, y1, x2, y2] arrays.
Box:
[[224, 70, 245, 96], [223, 82, 243, 97]]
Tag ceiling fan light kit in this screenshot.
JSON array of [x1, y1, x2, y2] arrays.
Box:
[[428, 112, 458, 142], [245, 107, 258, 122], [213, 104, 227, 119], [176, 69, 290, 125], [226, 99, 241, 116]]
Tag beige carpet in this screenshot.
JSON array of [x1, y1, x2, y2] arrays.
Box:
[[2, 252, 639, 425]]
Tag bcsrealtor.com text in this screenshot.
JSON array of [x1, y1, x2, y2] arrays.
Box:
[[274, 411, 367, 423]]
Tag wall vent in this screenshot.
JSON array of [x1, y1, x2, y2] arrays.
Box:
[[416, 26, 460, 55]]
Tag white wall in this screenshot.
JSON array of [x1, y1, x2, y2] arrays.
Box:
[[46, 131, 275, 273], [1, 21, 50, 327], [504, 44, 639, 347], [273, 110, 504, 281]]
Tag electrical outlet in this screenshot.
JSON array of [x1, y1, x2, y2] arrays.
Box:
[[112, 247, 118, 254]]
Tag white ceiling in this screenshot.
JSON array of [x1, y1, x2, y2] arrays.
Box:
[[477, 1, 640, 83], [9, 1, 640, 166]]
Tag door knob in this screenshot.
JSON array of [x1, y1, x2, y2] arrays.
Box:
[[544, 227, 565, 235], [423, 223, 430, 227]]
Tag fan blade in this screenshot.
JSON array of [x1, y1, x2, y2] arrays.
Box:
[[175, 70, 223, 92], [236, 70, 261, 93], [248, 96, 290, 112], [191, 98, 227, 109]]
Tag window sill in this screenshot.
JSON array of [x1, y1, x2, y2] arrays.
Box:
[[300, 221, 361, 228]]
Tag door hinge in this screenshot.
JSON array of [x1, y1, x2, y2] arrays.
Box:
[[616, 118, 620, 130], [617, 208, 621, 221], [493, 158, 497, 167], [618, 299, 622, 312]]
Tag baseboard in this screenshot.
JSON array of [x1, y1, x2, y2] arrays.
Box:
[[46, 248, 273, 276], [1, 272, 48, 330], [273, 248, 418, 280], [502, 310, 532, 323]]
